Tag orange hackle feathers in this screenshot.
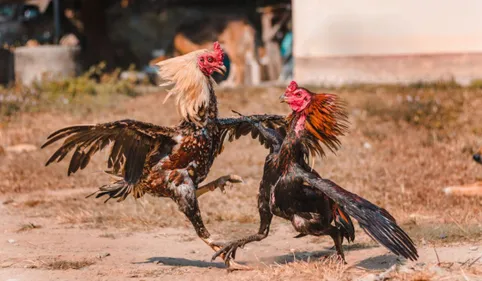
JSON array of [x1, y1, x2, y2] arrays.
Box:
[[289, 90, 349, 159], [155, 49, 214, 125]]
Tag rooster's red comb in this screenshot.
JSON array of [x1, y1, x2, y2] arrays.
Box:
[[213, 41, 224, 61], [287, 81, 299, 92]]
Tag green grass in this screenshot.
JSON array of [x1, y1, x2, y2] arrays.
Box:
[[0, 63, 145, 121]]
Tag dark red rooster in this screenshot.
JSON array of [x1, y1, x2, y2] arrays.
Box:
[[41, 42, 285, 269], [212, 81, 418, 267]]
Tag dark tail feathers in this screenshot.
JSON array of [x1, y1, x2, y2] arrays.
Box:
[[300, 170, 419, 261], [338, 193, 418, 261]]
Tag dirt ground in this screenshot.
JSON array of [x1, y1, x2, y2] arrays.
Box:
[[1, 85, 482, 280]]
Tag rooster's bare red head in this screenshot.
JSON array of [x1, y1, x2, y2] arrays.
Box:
[[197, 42, 226, 76], [280, 81, 312, 112], [281, 81, 340, 116], [282, 80, 349, 158]]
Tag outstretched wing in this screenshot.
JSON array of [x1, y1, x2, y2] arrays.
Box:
[[294, 165, 418, 261], [216, 114, 287, 155], [42, 119, 177, 186]]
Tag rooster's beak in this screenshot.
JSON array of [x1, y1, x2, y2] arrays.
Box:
[[279, 93, 287, 103], [214, 65, 227, 75]]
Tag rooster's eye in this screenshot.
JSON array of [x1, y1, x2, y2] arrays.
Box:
[[207, 56, 213, 63], [200, 58, 204, 62]]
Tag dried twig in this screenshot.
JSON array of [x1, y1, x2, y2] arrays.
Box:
[[433, 244, 441, 265], [460, 268, 471, 281], [447, 213, 469, 235], [468, 254, 482, 268]]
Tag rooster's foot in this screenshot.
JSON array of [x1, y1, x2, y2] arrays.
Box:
[[212, 174, 244, 194], [212, 241, 252, 271], [196, 174, 244, 197], [226, 259, 252, 271]]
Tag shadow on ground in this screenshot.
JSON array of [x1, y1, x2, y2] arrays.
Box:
[[266, 250, 333, 264], [139, 257, 226, 268], [356, 254, 403, 270], [268, 242, 379, 265], [263, 248, 403, 271], [343, 243, 380, 251]]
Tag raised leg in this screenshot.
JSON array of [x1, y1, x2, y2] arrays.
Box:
[[171, 179, 226, 257], [211, 220, 271, 268], [195, 174, 244, 197], [211, 184, 273, 270]]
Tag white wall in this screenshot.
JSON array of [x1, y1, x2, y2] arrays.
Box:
[[293, 0, 482, 57]]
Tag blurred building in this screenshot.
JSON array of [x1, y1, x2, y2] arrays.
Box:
[[293, 0, 482, 85]]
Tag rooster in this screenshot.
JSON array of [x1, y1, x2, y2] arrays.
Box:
[[41, 42, 285, 269], [212, 81, 418, 267]]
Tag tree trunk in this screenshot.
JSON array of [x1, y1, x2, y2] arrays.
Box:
[[80, 0, 116, 69]]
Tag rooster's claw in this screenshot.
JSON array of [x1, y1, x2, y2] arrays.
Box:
[[196, 174, 244, 197], [211, 241, 245, 262], [213, 174, 244, 194], [212, 241, 252, 270]]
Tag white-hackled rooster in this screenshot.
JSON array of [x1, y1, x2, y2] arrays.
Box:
[[41, 42, 285, 269]]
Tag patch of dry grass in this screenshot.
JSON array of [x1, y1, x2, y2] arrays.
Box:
[[255, 256, 348, 281], [230, 259, 482, 281], [44, 259, 95, 270], [404, 222, 482, 244], [22, 199, 46, 208], [361, 91, 465, 130], [16, 222, 41, 232], [99, 233, 116, 239], [1, 84, 482, 244], [0, 63, 145, 121], [7, 188, 258, 232]]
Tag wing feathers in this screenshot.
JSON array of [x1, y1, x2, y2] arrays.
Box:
[[216, 114, 287, 154], [42, 119, 176, 186], [296, 166, 418, 261]]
